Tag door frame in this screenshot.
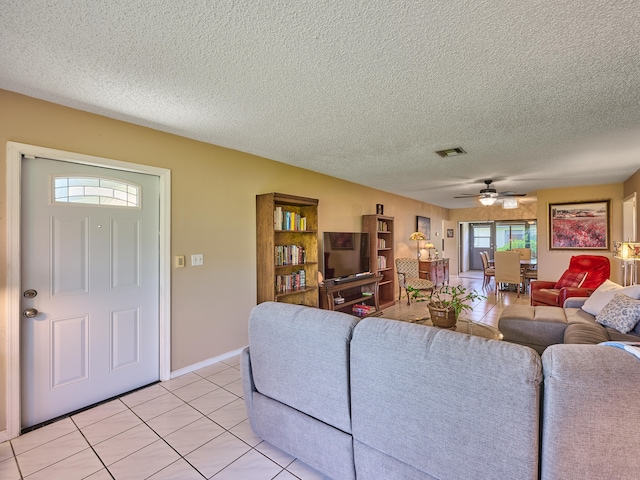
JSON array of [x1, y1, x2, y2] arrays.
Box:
[[5, 142, 171, 440], [623, 192, 637, 241]]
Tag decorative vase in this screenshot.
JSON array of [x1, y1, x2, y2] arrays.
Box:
[[428, 304, 458, 329]]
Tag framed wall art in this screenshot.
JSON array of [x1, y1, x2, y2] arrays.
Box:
[[416, 216, 431, 240], [549, 200, 610, 250]]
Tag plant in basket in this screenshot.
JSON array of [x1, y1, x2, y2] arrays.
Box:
[[426, 285, 486, 328]]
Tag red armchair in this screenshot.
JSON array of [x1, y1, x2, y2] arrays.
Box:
[[530, 255, 610, 306]]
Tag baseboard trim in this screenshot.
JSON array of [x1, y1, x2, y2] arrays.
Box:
[[170, 347, 246, 379]]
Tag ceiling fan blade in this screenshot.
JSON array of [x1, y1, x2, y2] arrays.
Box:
[[453, 194, 480, 198], [498, 192, 527, 197]]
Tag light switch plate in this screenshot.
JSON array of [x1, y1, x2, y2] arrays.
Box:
[[175, 255, 185, 268], [191, 254, 204, 266]]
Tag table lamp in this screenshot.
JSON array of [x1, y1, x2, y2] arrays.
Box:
[[409, 231, 426, 259], [613, 241, 640, 285], [423, 242, 435, 259]]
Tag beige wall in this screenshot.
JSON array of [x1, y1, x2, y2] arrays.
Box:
[[536, 184, 624, 284], [623, 168, 640, 240], [0, 89, 448, 433]]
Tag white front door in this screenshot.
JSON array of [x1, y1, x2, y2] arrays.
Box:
[[21, 156, 160, 428]]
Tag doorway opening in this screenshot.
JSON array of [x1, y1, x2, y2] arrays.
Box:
[[459, 220, 537, 273]]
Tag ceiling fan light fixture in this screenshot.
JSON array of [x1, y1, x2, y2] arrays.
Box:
[[435, 147, 466, 158], [479, 196, 497, 206]]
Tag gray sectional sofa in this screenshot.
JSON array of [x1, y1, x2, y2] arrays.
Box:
[[500, 282, 640, 353], [241, 301, 640, 480], [499, 298, 640, 353]]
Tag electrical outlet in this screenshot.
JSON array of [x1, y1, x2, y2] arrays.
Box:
[[191, 254, 204, 266], [175, 255, 185, 268]]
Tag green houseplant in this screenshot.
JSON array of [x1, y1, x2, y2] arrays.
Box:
[[408, 285, 486, 328]]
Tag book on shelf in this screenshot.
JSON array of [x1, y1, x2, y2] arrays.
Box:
[[377, 220, 388, 232], [377, 255, 387, 269], [377, 238, 386, 249], [275, 245, 306, 266], [275, 269, 307, 294], [274, 206, 307, 231]]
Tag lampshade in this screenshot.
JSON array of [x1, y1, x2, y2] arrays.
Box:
[[423, 242, 435, 250], [409, 231, 427, 241], [613, 241, 640, 260], [479, 195, 497, 206]]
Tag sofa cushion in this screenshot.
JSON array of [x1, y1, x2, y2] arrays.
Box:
[[563, 306, 598, 325], [581, 280, 640, 316], [248, 302, 358, 433], [351, 317, 542, 480], [564, 322, 610, 344], [555, 270, 587, 289], [498, 305, 569, 353], [595, 293, 640, 334], [541, 344, 640, 479]]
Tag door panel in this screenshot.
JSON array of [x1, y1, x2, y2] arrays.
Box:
[[111, 219, 140, 289], [111, 307, 140, 370], [51, 315, 89, 388], [469, 223, 494, 270], [51, 216, 89, 295], [21, 157, 160, 428]]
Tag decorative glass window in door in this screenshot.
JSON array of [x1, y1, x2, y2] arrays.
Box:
[[53, 177, 139, 207]]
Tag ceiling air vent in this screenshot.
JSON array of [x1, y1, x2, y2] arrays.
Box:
[[435, 147, 466, 158]]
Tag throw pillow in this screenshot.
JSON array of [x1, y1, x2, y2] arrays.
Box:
[[596, 293, 640, 334], [555, 270, 587, 289], [582, 280, 640, 316]]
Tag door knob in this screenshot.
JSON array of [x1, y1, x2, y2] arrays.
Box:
[[23, 308, 38, 318]]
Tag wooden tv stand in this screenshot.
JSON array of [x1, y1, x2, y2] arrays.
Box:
[[319, 275, 383, 317]]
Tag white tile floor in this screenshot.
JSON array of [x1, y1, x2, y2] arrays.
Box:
[[0, 356, 331, 480], [0, 273, 528, 479]]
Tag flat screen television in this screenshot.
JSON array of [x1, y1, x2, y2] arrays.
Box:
[[321, 232, 371, 283]]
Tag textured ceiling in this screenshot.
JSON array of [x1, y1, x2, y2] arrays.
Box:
[[1, 1, 639, 208]]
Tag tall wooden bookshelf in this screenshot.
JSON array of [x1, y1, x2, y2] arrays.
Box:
[[362, 214, 395, 309], [256, 193, 319, 307]]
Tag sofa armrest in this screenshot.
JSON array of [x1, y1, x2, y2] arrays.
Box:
[[530, 280, 556, 292], [562, 297, 588, 309], [557, 287, 595, 306], [541, 345, 640, 479]]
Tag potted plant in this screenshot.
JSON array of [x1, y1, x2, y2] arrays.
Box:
[[426, 285, 486, 328], [406, 285, 428, 303]]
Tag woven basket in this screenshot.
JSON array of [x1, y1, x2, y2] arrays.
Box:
[[428, 304, 457, 329]]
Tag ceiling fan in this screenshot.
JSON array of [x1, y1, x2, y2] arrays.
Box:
[[454, 180, 526, 206]]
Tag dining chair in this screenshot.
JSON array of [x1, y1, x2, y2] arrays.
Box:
[[479, 251, 495, 288], [522, 265, 538, 293], [494, 250, 523, 297], [484, 250, 494, 267]]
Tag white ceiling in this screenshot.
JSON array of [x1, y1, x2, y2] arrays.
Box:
[[2, 1, 639, 208]]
